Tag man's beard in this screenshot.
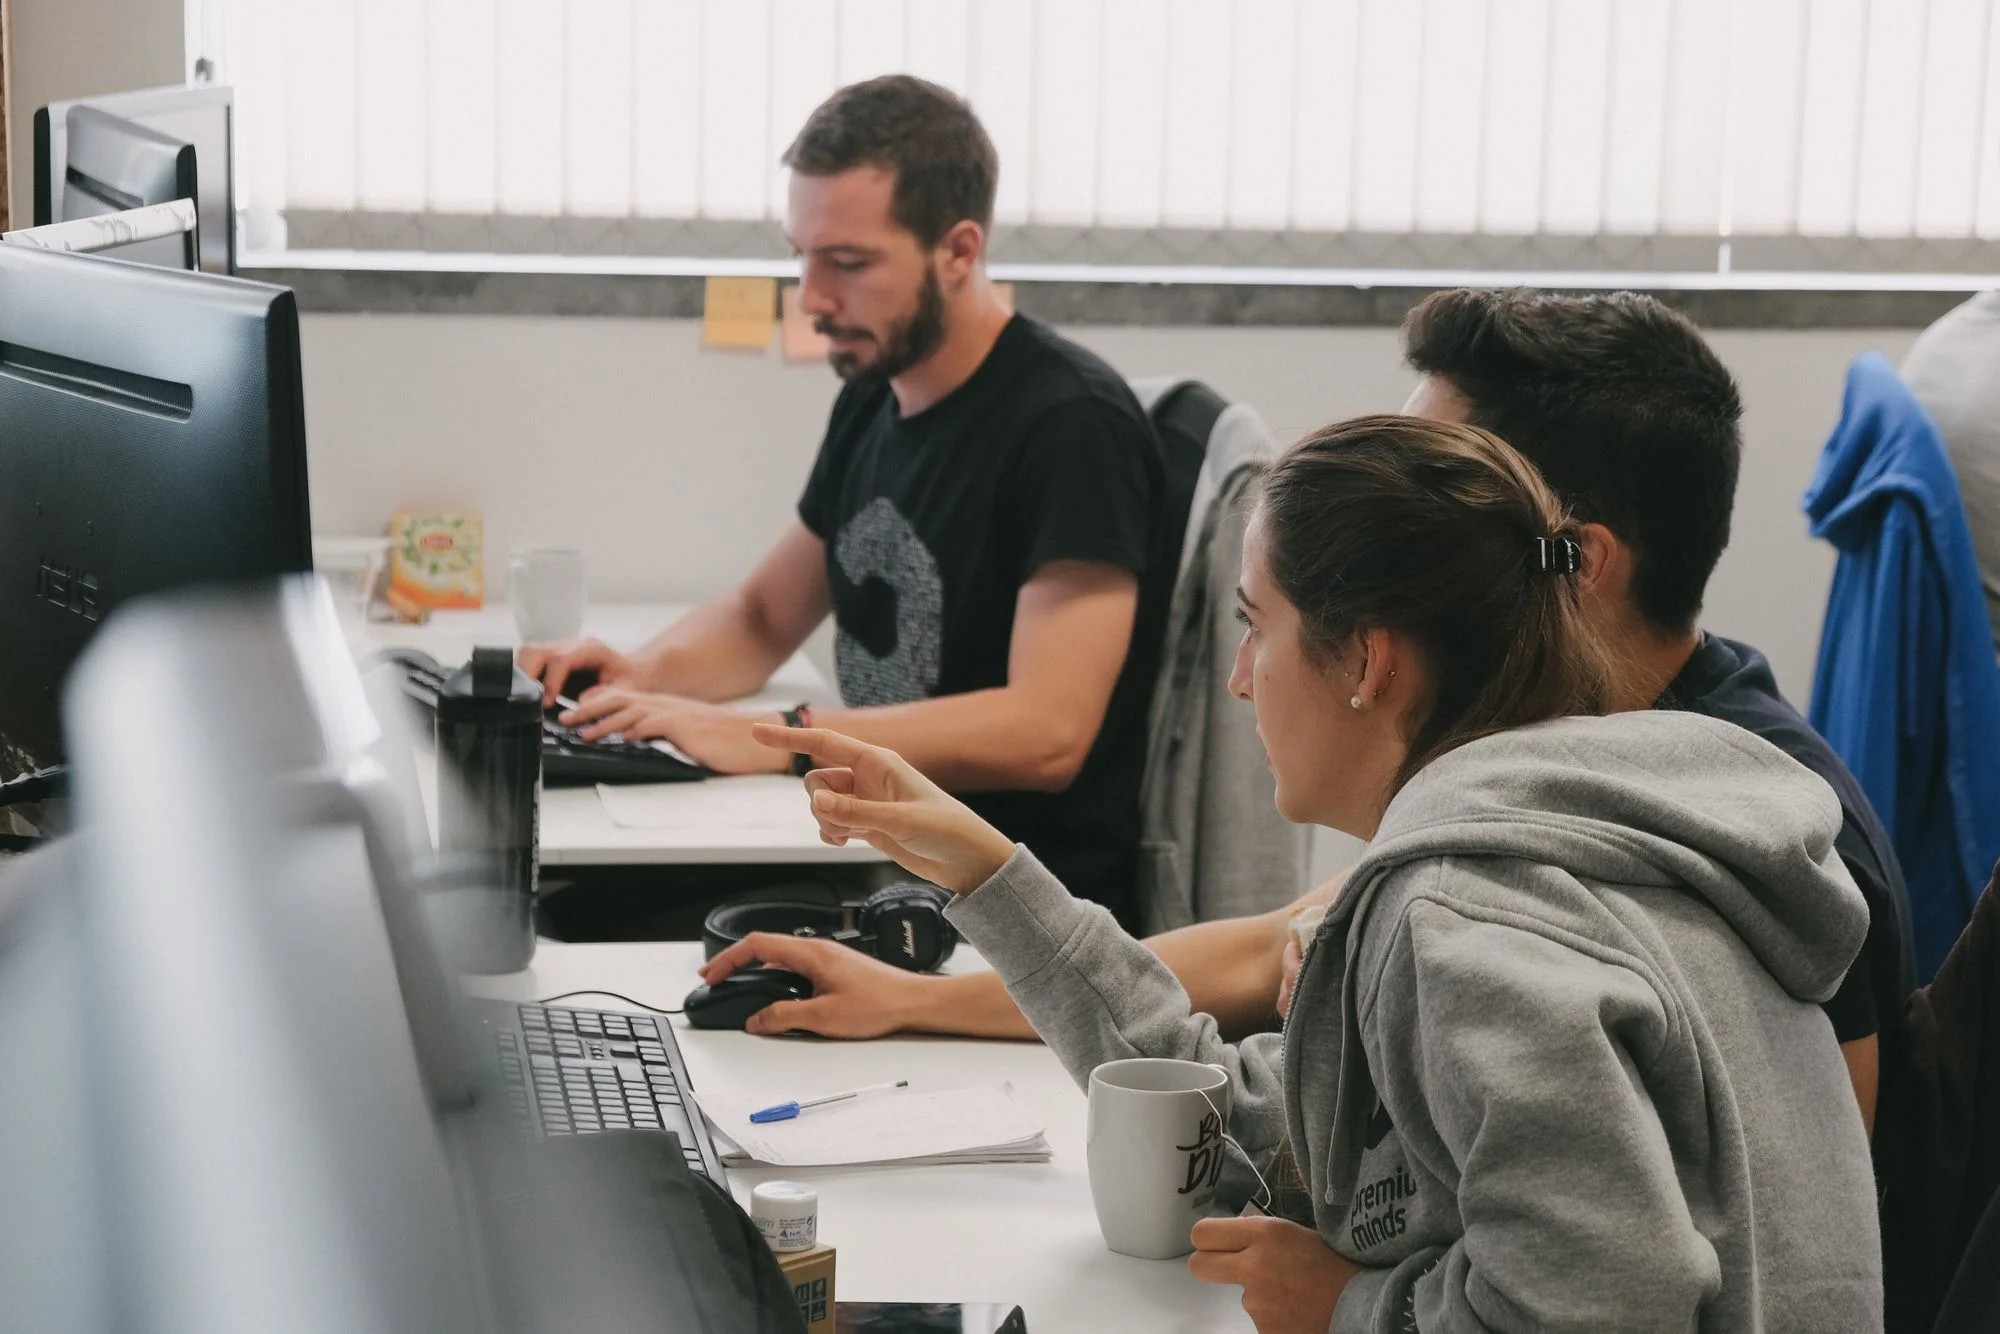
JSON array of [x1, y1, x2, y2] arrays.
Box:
[[820, 264, 947, 382]]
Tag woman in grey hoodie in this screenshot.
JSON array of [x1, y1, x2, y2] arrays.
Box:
[[742, 415, 1883, 1332]]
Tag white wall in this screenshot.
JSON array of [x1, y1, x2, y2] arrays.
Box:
[[5, 0, 183, 227], [300, 312, 1917, 711]]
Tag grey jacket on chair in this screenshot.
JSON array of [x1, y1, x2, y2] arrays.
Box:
[[1128, 378, 1311, 934]]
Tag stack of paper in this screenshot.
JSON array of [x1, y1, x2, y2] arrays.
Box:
[[693, 1082, 1051, 1168]]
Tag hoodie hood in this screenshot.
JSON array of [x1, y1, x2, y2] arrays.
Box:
[[1344, 710, 1867, 1003]]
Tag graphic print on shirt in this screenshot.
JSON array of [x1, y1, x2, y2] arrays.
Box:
[[834, 497, 944, 707], [1346, 1095, 1421, 1255]]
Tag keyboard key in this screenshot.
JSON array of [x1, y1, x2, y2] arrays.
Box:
[[608, 1045, 639, 1059]]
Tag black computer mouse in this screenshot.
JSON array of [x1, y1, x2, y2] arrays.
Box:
[[682, 967, 814, 1030]]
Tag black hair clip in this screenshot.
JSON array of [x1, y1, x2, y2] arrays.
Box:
[[1532, 535, 1582, 575]]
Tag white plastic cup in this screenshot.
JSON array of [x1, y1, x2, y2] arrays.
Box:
[[508, 545, 586, 644]]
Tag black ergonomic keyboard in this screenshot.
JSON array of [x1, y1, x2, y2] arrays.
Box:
[[472, 998, 728, 1183], [378, 647, 708, 786]]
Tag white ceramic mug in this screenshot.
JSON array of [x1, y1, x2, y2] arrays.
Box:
[[508, 546, 586, 643], [1086, 1057, 1234, 1260]]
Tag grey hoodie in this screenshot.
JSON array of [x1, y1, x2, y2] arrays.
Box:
[[946, 711, 1883, 1331]]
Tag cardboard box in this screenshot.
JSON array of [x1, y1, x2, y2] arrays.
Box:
[[777, 1242, 836, 1332], [388, 510, 484, 611]]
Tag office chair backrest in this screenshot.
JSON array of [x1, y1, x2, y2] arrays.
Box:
[[1876, 862, 2000, 1333], [1128, 378, 1311, 933], [1143, 379, 1221, 579]]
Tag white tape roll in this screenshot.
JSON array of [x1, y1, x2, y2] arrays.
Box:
[[751, 1180, 819, 1253]]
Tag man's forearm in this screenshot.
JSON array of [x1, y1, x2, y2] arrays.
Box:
[[1146, 908, 1298, 1039], [631, 592, 794, 702], [812, 689, 1093, 793], [899, 969, 1040, 1040], [901, 899, 1309, 1044]]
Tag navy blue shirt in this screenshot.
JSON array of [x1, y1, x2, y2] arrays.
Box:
[[1658, 634, 1914, 1045]]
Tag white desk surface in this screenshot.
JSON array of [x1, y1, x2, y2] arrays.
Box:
[[357, 605, 884, 868], [471, 940, 1249, 1331]]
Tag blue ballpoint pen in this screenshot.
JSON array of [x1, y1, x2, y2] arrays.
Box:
[[750, 1079, 911, 1123]]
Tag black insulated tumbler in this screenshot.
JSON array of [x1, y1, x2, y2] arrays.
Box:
[[433, 645, 542, 973]]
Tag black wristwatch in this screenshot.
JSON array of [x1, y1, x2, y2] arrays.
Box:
[[781, 705, 813, 776]]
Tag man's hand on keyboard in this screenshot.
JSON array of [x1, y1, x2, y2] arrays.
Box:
[[518, 636, 636, 709], [560, 687, 791, 774]]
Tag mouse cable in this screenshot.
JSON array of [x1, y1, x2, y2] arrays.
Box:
[[533, 988, 683, 1015]]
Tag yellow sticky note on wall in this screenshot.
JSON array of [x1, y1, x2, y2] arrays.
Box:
[[781, 284, 831, 362], [704, 276, 779, 350]]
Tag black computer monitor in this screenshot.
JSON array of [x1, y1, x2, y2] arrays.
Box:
[[0, 243, 312, 780], [34, 83, 235, 274], [0, 580, 488, 1332], [46, 105, 200, 270], [0, 579, 716, 1330]]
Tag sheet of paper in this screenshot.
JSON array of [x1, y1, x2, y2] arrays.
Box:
[[703, 275, 778, 350], [594, 777, 820, 837], [694, 1083, 1047, 1167], [707, 1121, 1048, 1168]]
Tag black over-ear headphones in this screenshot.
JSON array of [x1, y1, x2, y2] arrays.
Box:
[[701, 883, 958, 972]]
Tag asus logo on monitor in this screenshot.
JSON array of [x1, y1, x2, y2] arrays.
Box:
[[36, 558, 102, 622]]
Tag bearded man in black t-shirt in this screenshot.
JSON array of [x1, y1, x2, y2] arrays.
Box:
[[520, 77, 1170, 925]]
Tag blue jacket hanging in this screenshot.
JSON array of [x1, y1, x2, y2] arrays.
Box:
[[1806, 352, 2000, 981]]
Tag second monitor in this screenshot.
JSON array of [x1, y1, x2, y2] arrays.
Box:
[[0, 242, 312, 780], [34, 82, 235, 274]]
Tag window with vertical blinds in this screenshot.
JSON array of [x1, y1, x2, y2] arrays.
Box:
[[198, 0, 2000, 279]]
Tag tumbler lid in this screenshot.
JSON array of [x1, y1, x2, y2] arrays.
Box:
[[436, 646, 541, 725]]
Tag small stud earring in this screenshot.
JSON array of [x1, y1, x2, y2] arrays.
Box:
[[1349, 695, 1364, 710]]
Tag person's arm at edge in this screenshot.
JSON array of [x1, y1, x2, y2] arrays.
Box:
[[627, 520, 831, 701], [736, 872, 1347, 1042], [1841, 1035, 1879, 1137]]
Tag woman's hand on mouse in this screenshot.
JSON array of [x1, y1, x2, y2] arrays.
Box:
[[751, 724, 1017, 894], [699, 932, 932, 1039]]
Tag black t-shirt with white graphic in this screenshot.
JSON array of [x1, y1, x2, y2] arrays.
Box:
[[797, 316, 1170, 926]]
